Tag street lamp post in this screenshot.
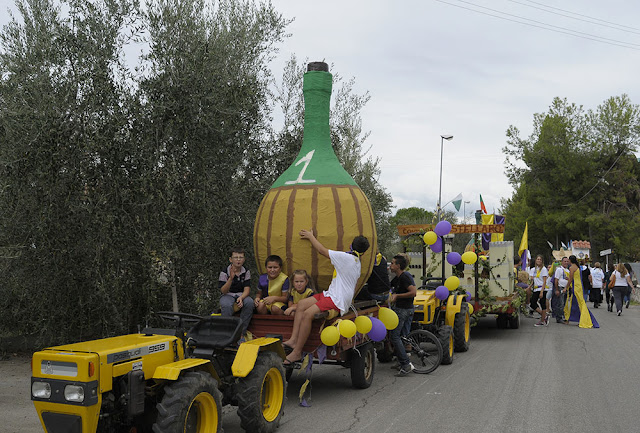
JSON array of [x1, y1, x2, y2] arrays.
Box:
[[437, 134, 453, 222], [463, 200, 470, 224]]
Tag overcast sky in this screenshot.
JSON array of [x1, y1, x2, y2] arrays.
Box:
[[2, 0, 639, 220]]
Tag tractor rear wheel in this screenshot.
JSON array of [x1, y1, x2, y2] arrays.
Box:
[[153, 371, 222, 433], [236, 351, 286, 433], [350, 342, 375, 389], [453, 302, 470, 352], [438, 325, 454, 365]]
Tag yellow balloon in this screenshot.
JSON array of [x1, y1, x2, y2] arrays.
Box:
[[354, 316, 372, 334], [338, 319, 357, 338], [423, 231, 438, 245], [378, 307, 399, 330], [480, 255, 488, 261], [461, 251, 478, 265], [445, 276, 460, 291], [320, 325, 340, 346]]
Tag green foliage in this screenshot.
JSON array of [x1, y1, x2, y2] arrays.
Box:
[[502, 96, 640, 262], [0, 0, 392, 347]]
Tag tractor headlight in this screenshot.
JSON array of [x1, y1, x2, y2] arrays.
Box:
[[64, 385, 85, 402], [32, 381, 52, 399]]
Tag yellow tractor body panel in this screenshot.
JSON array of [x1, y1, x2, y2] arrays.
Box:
[[31, 350, 103, 433], [445, 295, 465, 327], [232, 337, 285, 378], [153, 358, 219, 382], [413, 289, 437, 325], [36, 334, 182, 393]]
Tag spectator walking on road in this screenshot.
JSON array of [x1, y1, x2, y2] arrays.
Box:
[[564, 255, 599, 328], [589, 262, 604, 308], [604, 264, 615, 312], [529, 255, 549, 327], [623, 263, 634, 309], [552, 257, 570, 323], [610, 263, 634, 316]]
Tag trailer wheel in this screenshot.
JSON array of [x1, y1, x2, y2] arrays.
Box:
[[406, 330, 442, 374], [350, 342, 375, 389], [508, 313, 520, 329], [453, 302, 470, 352], [437, 325, 454, 365], [496, 314, 508, 329], [236, 352, 286, 433], [153, 371, 222, 433]]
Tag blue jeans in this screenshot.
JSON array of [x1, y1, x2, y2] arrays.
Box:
[[389, 307, 414, 366], [220, 294, 254, 334]]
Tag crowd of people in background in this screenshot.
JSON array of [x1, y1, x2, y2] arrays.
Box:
[[524, 254, 636, 327]]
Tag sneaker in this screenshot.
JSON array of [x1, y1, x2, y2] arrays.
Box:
[[395, 363, 414, 376], [534, 321, 545, 327], [626, 301, 630, 308], [618, 311, 622, 316], [544, 316, 549, 326]]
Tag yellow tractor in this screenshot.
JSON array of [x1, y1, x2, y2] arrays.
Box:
[[411, 283, 471, 365], [30, 312, 286, 433]]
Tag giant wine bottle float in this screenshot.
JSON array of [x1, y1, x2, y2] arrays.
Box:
[[254, 62, 377, 295]]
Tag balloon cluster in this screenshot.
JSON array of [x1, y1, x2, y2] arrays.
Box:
[[320, 307, 400, 346]]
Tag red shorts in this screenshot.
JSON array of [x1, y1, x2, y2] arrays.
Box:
[[312, 293, 338, 312]]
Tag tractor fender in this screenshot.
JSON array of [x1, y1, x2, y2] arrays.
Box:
[[152, 358, 220, 383], [444, 295, 466, 328], [232, 337, 286, 378]]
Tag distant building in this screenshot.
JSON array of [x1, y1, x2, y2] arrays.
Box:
[[552, 240, 591, 262]]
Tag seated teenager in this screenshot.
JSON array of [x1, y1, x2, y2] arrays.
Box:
[[254, 255, 289, 315]]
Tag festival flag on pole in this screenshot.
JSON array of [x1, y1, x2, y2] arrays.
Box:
[[547, 240, 554, 250], [561, 241, 568, 249], [480, 194, 487, 214], [518, 222, 529, 270], [451, 193, 463, 211]]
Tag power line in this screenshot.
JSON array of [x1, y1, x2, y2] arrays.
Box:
[[521, 0, 640, 32], [454, 0, 640, 47], [434, 0, 640, 51], [506, 0, 640, 35]]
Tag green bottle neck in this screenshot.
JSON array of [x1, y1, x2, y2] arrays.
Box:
[[271, 70, 356, 188]]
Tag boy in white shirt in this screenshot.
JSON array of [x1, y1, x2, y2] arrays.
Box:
[[283, 229, 370, 365]]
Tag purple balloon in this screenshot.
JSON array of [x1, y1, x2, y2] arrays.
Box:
[[368, 317, 387, 342], [435, 285, 449, 301], [447, 252, 461, 265], [430, 237, 443, 253], [466, 291, 472, 301], [434, 220, 452, 236]]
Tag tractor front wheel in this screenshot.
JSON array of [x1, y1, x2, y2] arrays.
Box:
[[236, 352, 286, 433], [453, 302, 470, 352], [153, 371, 222, 433], [438, 325, 454, 365]]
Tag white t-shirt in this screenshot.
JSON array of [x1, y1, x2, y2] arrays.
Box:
[[590, 268, 604, 289], [554, 266, 570, 289], [325, 250, 361, 315], [613, 270, 629, 288], [529, 266, 548, 292]]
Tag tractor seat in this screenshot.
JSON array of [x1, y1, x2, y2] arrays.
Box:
[[187, 316, 243, 349]]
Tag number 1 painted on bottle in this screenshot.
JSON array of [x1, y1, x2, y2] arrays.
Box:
[[285, 150, 316, 185]]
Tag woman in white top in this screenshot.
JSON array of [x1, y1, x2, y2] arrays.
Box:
[[611, 263, 633, 316], [529, 255, 549, 326]]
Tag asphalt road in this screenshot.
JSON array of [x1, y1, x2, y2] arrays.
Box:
[[3, 305, 638, 433]]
